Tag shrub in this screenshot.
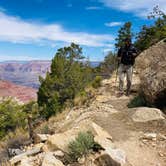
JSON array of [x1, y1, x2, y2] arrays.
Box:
[[92, 76, 102, 89], [0, 99, 26, 139], [68, 131, 101, 161], [127, 94, 147, 108]]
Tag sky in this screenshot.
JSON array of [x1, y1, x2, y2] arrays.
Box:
[[0, 0, 165, 62]]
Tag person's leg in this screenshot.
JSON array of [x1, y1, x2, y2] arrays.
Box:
[[126, 65, 133, 95], [118, 64, 125, 94]]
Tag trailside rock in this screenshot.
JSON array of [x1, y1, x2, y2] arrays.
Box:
[[42, 152, 64, 166], [132, 107, 165, 122], [47, 130, 77, 152], [136, 39, 166, 106], [10, 146, 42, 165], [47, 122, 114, 152]]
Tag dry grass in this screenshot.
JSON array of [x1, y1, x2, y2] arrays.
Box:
[[0, 128, 29, 163]]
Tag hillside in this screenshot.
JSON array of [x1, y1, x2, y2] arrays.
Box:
[[6, 73, 166, 166], [0, 80, 37, 103]]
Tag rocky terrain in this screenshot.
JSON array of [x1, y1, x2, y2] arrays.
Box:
[[6, 72, 166, 166], [135, 39, 166, 108], [0, 80, 37, 103]]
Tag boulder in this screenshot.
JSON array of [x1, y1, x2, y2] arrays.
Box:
[[47, 130, 77, 152], [42, 152, 64, 166], [132, 107, 165, 122], [135, 39, 166, 106], [47, 122, 113, 152]]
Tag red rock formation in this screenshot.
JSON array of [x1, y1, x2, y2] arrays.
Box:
[[0, 80, 37, 103]]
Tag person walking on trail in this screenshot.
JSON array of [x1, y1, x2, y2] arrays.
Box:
[[117, 37, 138, 96]]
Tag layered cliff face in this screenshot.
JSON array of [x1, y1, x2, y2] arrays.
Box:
[[0, 80, 37, 103], [0, 61, 51, 88], [135, 39, 166, 108]]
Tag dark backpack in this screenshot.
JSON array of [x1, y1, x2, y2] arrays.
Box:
[[118, 45, 137, 65]]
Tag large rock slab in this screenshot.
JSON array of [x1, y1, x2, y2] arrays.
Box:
[[47, 122, 114, 152], [132, 107, 165, 122], [47, 130, 77, 152], [136, 39, 166, 106]]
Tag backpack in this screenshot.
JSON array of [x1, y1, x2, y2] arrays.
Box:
[[119, 45, 137, 65]]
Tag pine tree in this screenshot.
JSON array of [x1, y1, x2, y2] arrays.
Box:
[[37, 43, 92, 119], [115, 22, 133, 49], [135, 6, 166, 51]]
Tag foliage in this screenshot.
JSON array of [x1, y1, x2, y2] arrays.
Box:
[[0, 99, 26, 139], [38, 43, 93, 119], [97, 51, 117, 75], [127, 94, 147, 108], [115, 22, 133, 49], [68, 131, 101, 161], [92, 76, 102, 89], [135, 6, 166, 52], [22, 101, 39, 120]]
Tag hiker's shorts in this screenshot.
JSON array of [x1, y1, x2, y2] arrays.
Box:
[[118, 64, 133, 92]]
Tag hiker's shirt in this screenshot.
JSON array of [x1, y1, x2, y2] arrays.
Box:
[[117, 45, 137, 66]]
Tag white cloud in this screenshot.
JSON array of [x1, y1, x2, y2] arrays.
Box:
[[0, 54, 48, 61], [85, 6, 102, 10], [99, 0, 166, 17], [0, 11, 114, 47], [105, 22, 123, 27]]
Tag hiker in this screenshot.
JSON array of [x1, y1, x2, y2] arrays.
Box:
[[117, 37, 138, 96]]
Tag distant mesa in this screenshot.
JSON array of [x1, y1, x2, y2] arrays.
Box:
[[0, 60, 100, 88], [0, 79, 37, 103]]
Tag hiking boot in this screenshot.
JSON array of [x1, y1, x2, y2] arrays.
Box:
[[126, 90, 130, 96], [117, 91, 124, 98]]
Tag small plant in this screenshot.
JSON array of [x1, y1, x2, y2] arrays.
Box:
[[68, 131, 101, 162], [92, 76, 102, 89], [127, 94, 147, 108]]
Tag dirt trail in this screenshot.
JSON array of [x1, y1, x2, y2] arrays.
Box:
[[93, 77, 166, 166]]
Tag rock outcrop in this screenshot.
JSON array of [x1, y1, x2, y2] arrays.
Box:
[[131, 107, 165, 122], [136, 39, 166, 107]]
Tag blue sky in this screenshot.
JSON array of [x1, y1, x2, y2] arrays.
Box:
[[0, 0, 165, 61]]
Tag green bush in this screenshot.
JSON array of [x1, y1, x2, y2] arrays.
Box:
[[92, 76, 102, 89], [0, 99, 26, 139], [68, 131, 101, 161], [127, 94, 147, 108]]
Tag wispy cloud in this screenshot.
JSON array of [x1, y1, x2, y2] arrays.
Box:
[[105, 22, 123, 27], [0, 54, 48, 61], [0, 11, 114, 47], [85, 6, 102, 10], [99, 0, 166, 17]]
